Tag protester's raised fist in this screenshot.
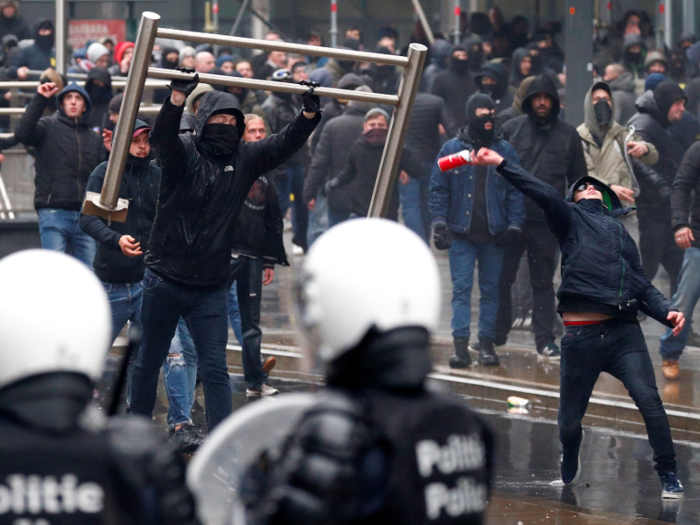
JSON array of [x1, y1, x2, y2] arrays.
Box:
[[473, 148, 504, 166], [37, 82, 59, 99], [301, 87, 321, 114]]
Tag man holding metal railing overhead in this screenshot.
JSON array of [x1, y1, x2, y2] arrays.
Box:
[[130, 66, 321, 432]]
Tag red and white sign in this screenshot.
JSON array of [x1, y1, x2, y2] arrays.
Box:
[[68, 19, 126, 50]]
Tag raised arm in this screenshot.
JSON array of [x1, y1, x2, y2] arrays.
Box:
[[472, 148, 572, 241], [14, 83, 57, 147]]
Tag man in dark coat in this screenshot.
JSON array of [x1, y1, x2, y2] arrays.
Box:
[[471, 147, 685, 498], [0, 1, 31, 42], [430, 44, 478, 127], [84, 66, 113, 130], [8, 19, 53, 80], [130, 68, 320, 432], [325, 108, 422, 221], [15, 80, 103, 267], [419, 38, 452, 92], [627, 81, 687, 295], [304, 88, 372, 227], [496, 75, 587, 357], [475, 62, 515, 114]]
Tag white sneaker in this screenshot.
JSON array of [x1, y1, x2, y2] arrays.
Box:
[[292, 244, 304, 256], [246, 384, 279, 397]]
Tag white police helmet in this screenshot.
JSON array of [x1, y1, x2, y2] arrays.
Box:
[[296, 218, 441, 365], [0, 250, 111, 390]]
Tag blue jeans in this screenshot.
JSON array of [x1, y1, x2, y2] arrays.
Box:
[[559, 320, 675, 473], [227, 280, 244, 345], [399, 161, 431, 243], [162, 318, 198, 427], [659, 247, 700, 360], [277, 164, 308, 250], [38, 208, 96, 267], [328, 206, 351, 227], [103, 282, 143, 404], [307, 193, 329, 247], [131, 269, 232, 431], [228, 256, 267, 389], [448, 238, 504, 339]]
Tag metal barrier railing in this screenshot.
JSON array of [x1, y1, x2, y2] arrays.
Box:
[[0, 106, 162, 115], [83, 11, 427, 222]]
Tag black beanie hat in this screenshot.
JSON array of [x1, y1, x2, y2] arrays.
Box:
[[466, 93, 496, 146], [653, 80, 687, 120]]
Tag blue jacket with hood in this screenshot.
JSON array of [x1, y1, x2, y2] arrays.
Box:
[[15, 82, 104, 211], [495, 158, 675, 326]]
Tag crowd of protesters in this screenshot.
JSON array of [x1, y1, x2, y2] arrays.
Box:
[[2, 2, 700, 457]]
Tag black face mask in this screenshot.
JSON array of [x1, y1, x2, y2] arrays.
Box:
[[162, 57, 179, 69], [466, 94, 496, 146], [198, 123, 239, 160], [374, 64, 395, 79], [594, 99, 612, 127], [450, 57, 469, 74], [87, 85, 111, 104], [480, 81, 495, 95], [35, 33, 53, 51], [624, 49, 642, 65]]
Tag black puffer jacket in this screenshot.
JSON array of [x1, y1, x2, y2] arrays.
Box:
[[304, 104, 367, 211], [671, 141, 700, 247], [496, 160, 674, 326], [501, 75, 587, 223], [146, 92, 319, 288], [627, 91, 686, 214], [262, 92, 307, 166], [430, 66, 477, 127], [80, 121, 159, 284], [15, 82, 103, 211]]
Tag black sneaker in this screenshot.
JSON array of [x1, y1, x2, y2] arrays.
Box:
[[538, 341, 561, 362], [169, 423, 204, 454], [471, 337, 500, 366], [561, 431, 583, 484], [660, 472, 684, 499], [449, 337, 472, 368], [686, 329, 700, 348]]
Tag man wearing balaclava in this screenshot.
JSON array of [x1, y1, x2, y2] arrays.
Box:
[[8, 19, 54, 79], [497, 75, 587, 358], [628, 80, 688, 324], [430, 94, 525, 369], [130, 67, 321, 433], [577, 80, 658, 245], [431, 44, 478, 126], [620, 33, 647, 80]]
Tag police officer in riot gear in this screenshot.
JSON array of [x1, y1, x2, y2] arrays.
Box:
[[0, 249, 199, 525], [241, 219, 494, 525]]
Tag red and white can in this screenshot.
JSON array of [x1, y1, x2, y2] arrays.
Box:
[[437, 150, 472, 172]]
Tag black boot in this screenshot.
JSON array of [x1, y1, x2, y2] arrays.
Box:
[[475, 336, 500, 366], [449, 337, 472, 368]]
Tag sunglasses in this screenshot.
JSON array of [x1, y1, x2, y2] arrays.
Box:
[[575, 183, 603, 193]]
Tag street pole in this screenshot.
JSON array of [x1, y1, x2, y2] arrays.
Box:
[[55, 0, 66, 75], [330, 0, 338, 48], [230, 0, 251, 36], [368, 43, 427, 218], [564, 0, 593, 128], [82, 12, 160, 222], [453, 0, 461, 44], [212, 0, 219, 54], [683, 0, 695, 35], [663, 0, 672, 49]]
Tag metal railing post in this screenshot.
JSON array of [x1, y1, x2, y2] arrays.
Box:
[[367, 43, 427, 218], [330, 0, 338, 48], [82, 12, 160, 222], [453, 0, 461, 44], [55, 0, 66, 75]]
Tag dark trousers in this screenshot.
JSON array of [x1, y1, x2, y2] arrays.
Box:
[[496, 222, 558, 349], [559, 320, 676, 474], [229, 256, 266, 390], [130, 269, 232, 431], [278, 164, 309, 250], [639, 212, 683, 296]]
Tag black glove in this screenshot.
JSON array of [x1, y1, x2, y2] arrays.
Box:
[[168, 67, 199, 97], [433, 223, 451, 250], [301, 87, 321, 114], [324, 177, 341, 195], [494, 227, 520, 248]]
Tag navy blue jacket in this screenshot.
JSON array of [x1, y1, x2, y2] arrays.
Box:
[[429, 133, 525, 235], [496, 160, 674, 326]]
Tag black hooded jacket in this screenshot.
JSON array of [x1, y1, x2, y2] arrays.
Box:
[[0, 8, 31, 42], [495, 161, 674, 326], [627, 90, 687, 215], [475, 62, 514, 114], [85, 67, 113, 130], [430, 47, 478, 127], [670, 141, 700, 248], [420, 38, 453, 92], [146, 91, 319, 287], [80, 120, 160, 284], [15, 82, 103, 211], [8, 19, 53, 79], [501, 75, 587, 223]]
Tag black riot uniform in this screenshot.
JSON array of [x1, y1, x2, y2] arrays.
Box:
[[0, 373, 199, 525], [242, 327, 494, 525]]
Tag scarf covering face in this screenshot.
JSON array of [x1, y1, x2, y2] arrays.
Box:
[[198, 123, 239, 160], [364, 127, 388, 146]]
